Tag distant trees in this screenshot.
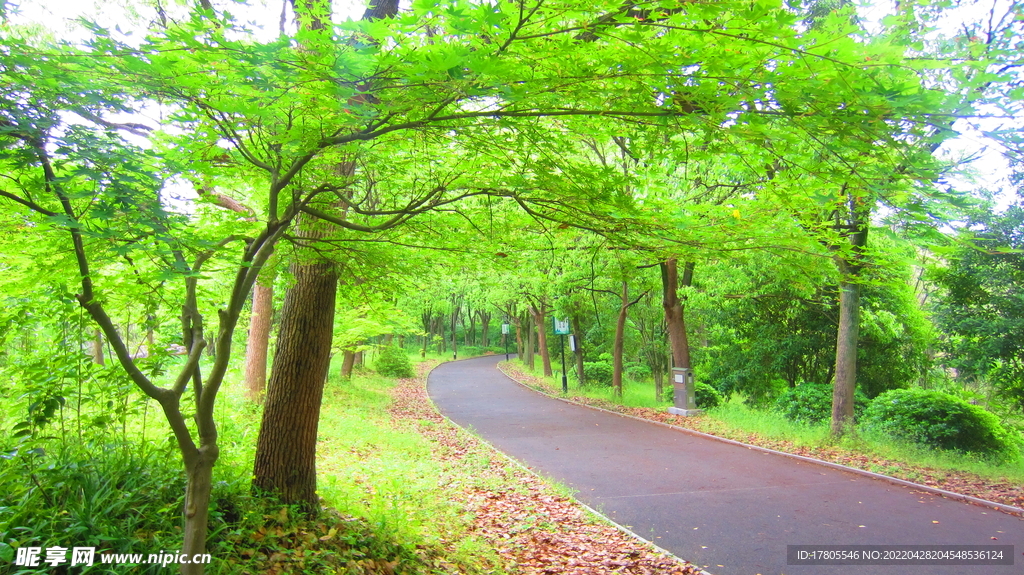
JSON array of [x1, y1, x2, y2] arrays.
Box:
[[932, 201, 1024, 412]]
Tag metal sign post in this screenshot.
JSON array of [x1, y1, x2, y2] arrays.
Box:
[[553, 318, 570, 393], [501, 322, 510, 361]]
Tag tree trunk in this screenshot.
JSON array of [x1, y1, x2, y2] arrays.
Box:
[[653, 362, 664, 402], [530, 304, 553, 377], [661, 259, 694, 369], [340, 350, 356, 378], [180, 447, 217, 574], [525, 312, 536, 370], [514, 318, 523, 358], [612, 281, 628, 398], [571, 314, 585, 386], [91, 328, 104, 365], [478, 310, 490, 347], [832, 273, 861, 436], [830, 195, 869, 437], [252, 262, 338, 512], [244, 279, 275, 402], [437, 314, 446, 354]]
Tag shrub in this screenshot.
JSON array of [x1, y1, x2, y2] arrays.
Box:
[[582, 361, 613, 386], [861, 388, 1020, 458], [694, 382, 723, 409], [624, 362, 651, 382], [455, 346, 483, 358], [374, 346, 415, 378], [774, 382, 868, 424]]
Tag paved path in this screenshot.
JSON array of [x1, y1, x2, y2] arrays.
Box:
[[427, 356, 1022, 575]]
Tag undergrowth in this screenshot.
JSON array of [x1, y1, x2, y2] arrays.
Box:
[[1, 351, 505, 574]]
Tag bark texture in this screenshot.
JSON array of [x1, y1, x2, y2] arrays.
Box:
[[661, 259, 694, 369], [831, 220, 868, 436], [91, 328, 104, 365], [612, 282, 628, 397], [244, 280, 274, 402], [530, 304, 553, 377], [341, 350, 356, 378], [252, 262, 338, 511], [831, 273, 861, 435]]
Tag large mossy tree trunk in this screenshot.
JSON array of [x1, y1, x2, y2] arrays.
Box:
[[252, 262, 338, 511]]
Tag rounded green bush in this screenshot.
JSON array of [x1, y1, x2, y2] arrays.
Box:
[[582, 361, 613, 386], [624, 362, 652, 382], [694, 382, 723, 409], [374, 346, 415, 379], [861, 388, 1019, 458], [774, 382, 868, 424]]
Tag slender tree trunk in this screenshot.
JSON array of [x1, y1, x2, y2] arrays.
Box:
[[571, 314, 585, 386], [91, 328, 104, 365], [525, 312, 536, 369], [831, 220, 868, 436], [253, 262, 337, 511], [654, 362, 664, 401], [832, 274, 861, 435], [180, 449, 216, 570], [661, 259, 694, 369], [827, 192, 868, 433], [437, 314, 446, 354], [515, 319, 523, 358], [340, 350, 356, 378], [612, 281, 628, 398], [530, 304, 553, 377], [479, 310, 490, 347], [244, 278, 275, 401]]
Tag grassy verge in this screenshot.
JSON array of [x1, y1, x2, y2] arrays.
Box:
[[2, 352, 700, 574], [499, 360, 1024, 513]]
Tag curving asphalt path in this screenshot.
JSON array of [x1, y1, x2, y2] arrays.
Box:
[[427, 355, 1022, 575]]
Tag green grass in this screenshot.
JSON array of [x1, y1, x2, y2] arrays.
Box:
[[510, 359, 671, 409], [704, 396, 1024, 483], [708, 394, 833, 446], [508, 360, 1024, 486], [0, 349, 514, 574]]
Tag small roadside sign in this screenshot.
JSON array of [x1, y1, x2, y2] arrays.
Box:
[[553, 318, 570, 335]]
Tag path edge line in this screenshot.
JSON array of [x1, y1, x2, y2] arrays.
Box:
[[495, 362, 1024, 518], [423, 359, 711, 575]]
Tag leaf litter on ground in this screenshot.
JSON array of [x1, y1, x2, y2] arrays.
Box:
[[388, 359, 703, 575]]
